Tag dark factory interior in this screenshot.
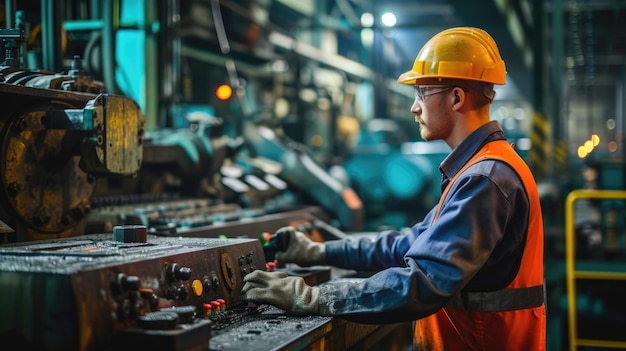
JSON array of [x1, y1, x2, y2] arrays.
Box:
[[1, 0, 626, 350]]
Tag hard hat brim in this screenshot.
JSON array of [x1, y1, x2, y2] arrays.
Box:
[[397, 70, 420, 85], [397, 70, 506, 86]]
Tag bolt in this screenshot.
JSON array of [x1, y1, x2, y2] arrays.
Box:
[[6, 182, 22, 197], [32, 207, 51, 226]]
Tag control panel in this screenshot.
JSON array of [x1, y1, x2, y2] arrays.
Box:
[[0, 232, 265, 350]]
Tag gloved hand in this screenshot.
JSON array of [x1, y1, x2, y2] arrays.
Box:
[[274, 226, 326, 266], [240, 270, 319, 315]]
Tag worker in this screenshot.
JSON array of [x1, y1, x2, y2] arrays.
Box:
[[241, 27, 546, 351]]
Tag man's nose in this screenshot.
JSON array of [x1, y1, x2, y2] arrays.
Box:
[[411, 100, 421, 115]]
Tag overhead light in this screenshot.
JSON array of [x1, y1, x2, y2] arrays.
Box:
[[361, 12, 374, 28], [381, 12, 396, 27]]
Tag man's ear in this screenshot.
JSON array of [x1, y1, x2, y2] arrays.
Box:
[[452, 89, 463, 110]]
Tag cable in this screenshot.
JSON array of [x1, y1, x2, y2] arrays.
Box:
[[209, 0, 248, 124]]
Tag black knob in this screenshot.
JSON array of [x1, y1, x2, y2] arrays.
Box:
[[178, 285, 189, 300], [124, 275, 140, 291], [177, 267, 192, 281], [203, 277, 212, 292], [111, 273, 140, 295], [166, 263, 179, 281], [165, 286, 178, 300], [167, 263, 192, 281]]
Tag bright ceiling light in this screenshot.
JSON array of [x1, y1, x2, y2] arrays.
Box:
[[361, 12, 374, 28], [381, 12, 396, 27]]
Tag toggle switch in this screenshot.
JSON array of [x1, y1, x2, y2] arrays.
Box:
[[167, 263, 192, 282]]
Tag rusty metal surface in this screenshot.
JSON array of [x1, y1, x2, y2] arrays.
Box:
[[1, 63, 104, 93], [0, 226, 411, 351], [0, 75, 99, 101], [81, 94, 145, 175], [0, 69, 145, 241], [0, 234, 266, 350], [0, 98, 97, 240], [87, 200, 330, 239]]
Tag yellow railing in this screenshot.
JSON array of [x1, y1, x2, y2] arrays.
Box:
[[565, 189, 626, 351]]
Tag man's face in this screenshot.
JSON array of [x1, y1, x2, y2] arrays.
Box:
[[411, 85, 455, 142]]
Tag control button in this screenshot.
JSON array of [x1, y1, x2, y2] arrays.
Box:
[[220, 253, 236, 291], [177, 267, 192, 281], [203, 303, 212, 319], [203, 276, 212, 292], [165, 286, 178, 300], [210, 300, 221, 312], [192, 279, 203, 296], [166, 263, 179, 282], [260, 232, 272, 245], [124, 275, 140, 291], [178, 285, 189, 300], [167, 263, 192, 281], [212, 275, 220, 289], [111, 273, 140, 294], [113, 225, 147, 243], [139, 288, 159, 308], [238, 256, 246, 266], [246, 252, 254, 264]]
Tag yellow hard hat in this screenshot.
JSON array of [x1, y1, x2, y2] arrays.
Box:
[[397, 27, 506, 85]]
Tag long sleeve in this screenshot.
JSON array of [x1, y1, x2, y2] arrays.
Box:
[[319, 159, 529, 324]]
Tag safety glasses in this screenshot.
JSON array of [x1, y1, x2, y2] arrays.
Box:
[[413, 85, 454, 103]]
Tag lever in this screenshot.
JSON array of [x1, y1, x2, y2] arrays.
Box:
[[259, 230, 290, 262]]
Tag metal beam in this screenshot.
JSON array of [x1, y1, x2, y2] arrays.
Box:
[[40, 0, 63, 72]]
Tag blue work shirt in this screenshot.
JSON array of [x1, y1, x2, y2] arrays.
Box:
[[320, 120, 531, 324]]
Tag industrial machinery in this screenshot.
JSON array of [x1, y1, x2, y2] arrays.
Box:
[[0, 227, 345, 351], [0, 54, 145, 243], [0, 221, 412, 351], [341, 118, 447, 230], [83, 115, 365, 238], [0, 31, 385, 351], [0, 30, 362, 243], [242, 120, 364, 231], [0, 60, 380, 349], [0, 230, 261, 350]]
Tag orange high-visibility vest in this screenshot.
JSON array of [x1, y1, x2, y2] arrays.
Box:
[[414, 140, 546, 351]]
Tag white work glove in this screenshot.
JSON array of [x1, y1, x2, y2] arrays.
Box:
[[240, 270, 319, 315], [274, 226, 326, 266]]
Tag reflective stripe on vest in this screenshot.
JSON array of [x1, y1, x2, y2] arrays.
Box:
[[447, 284, 544, 312]]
